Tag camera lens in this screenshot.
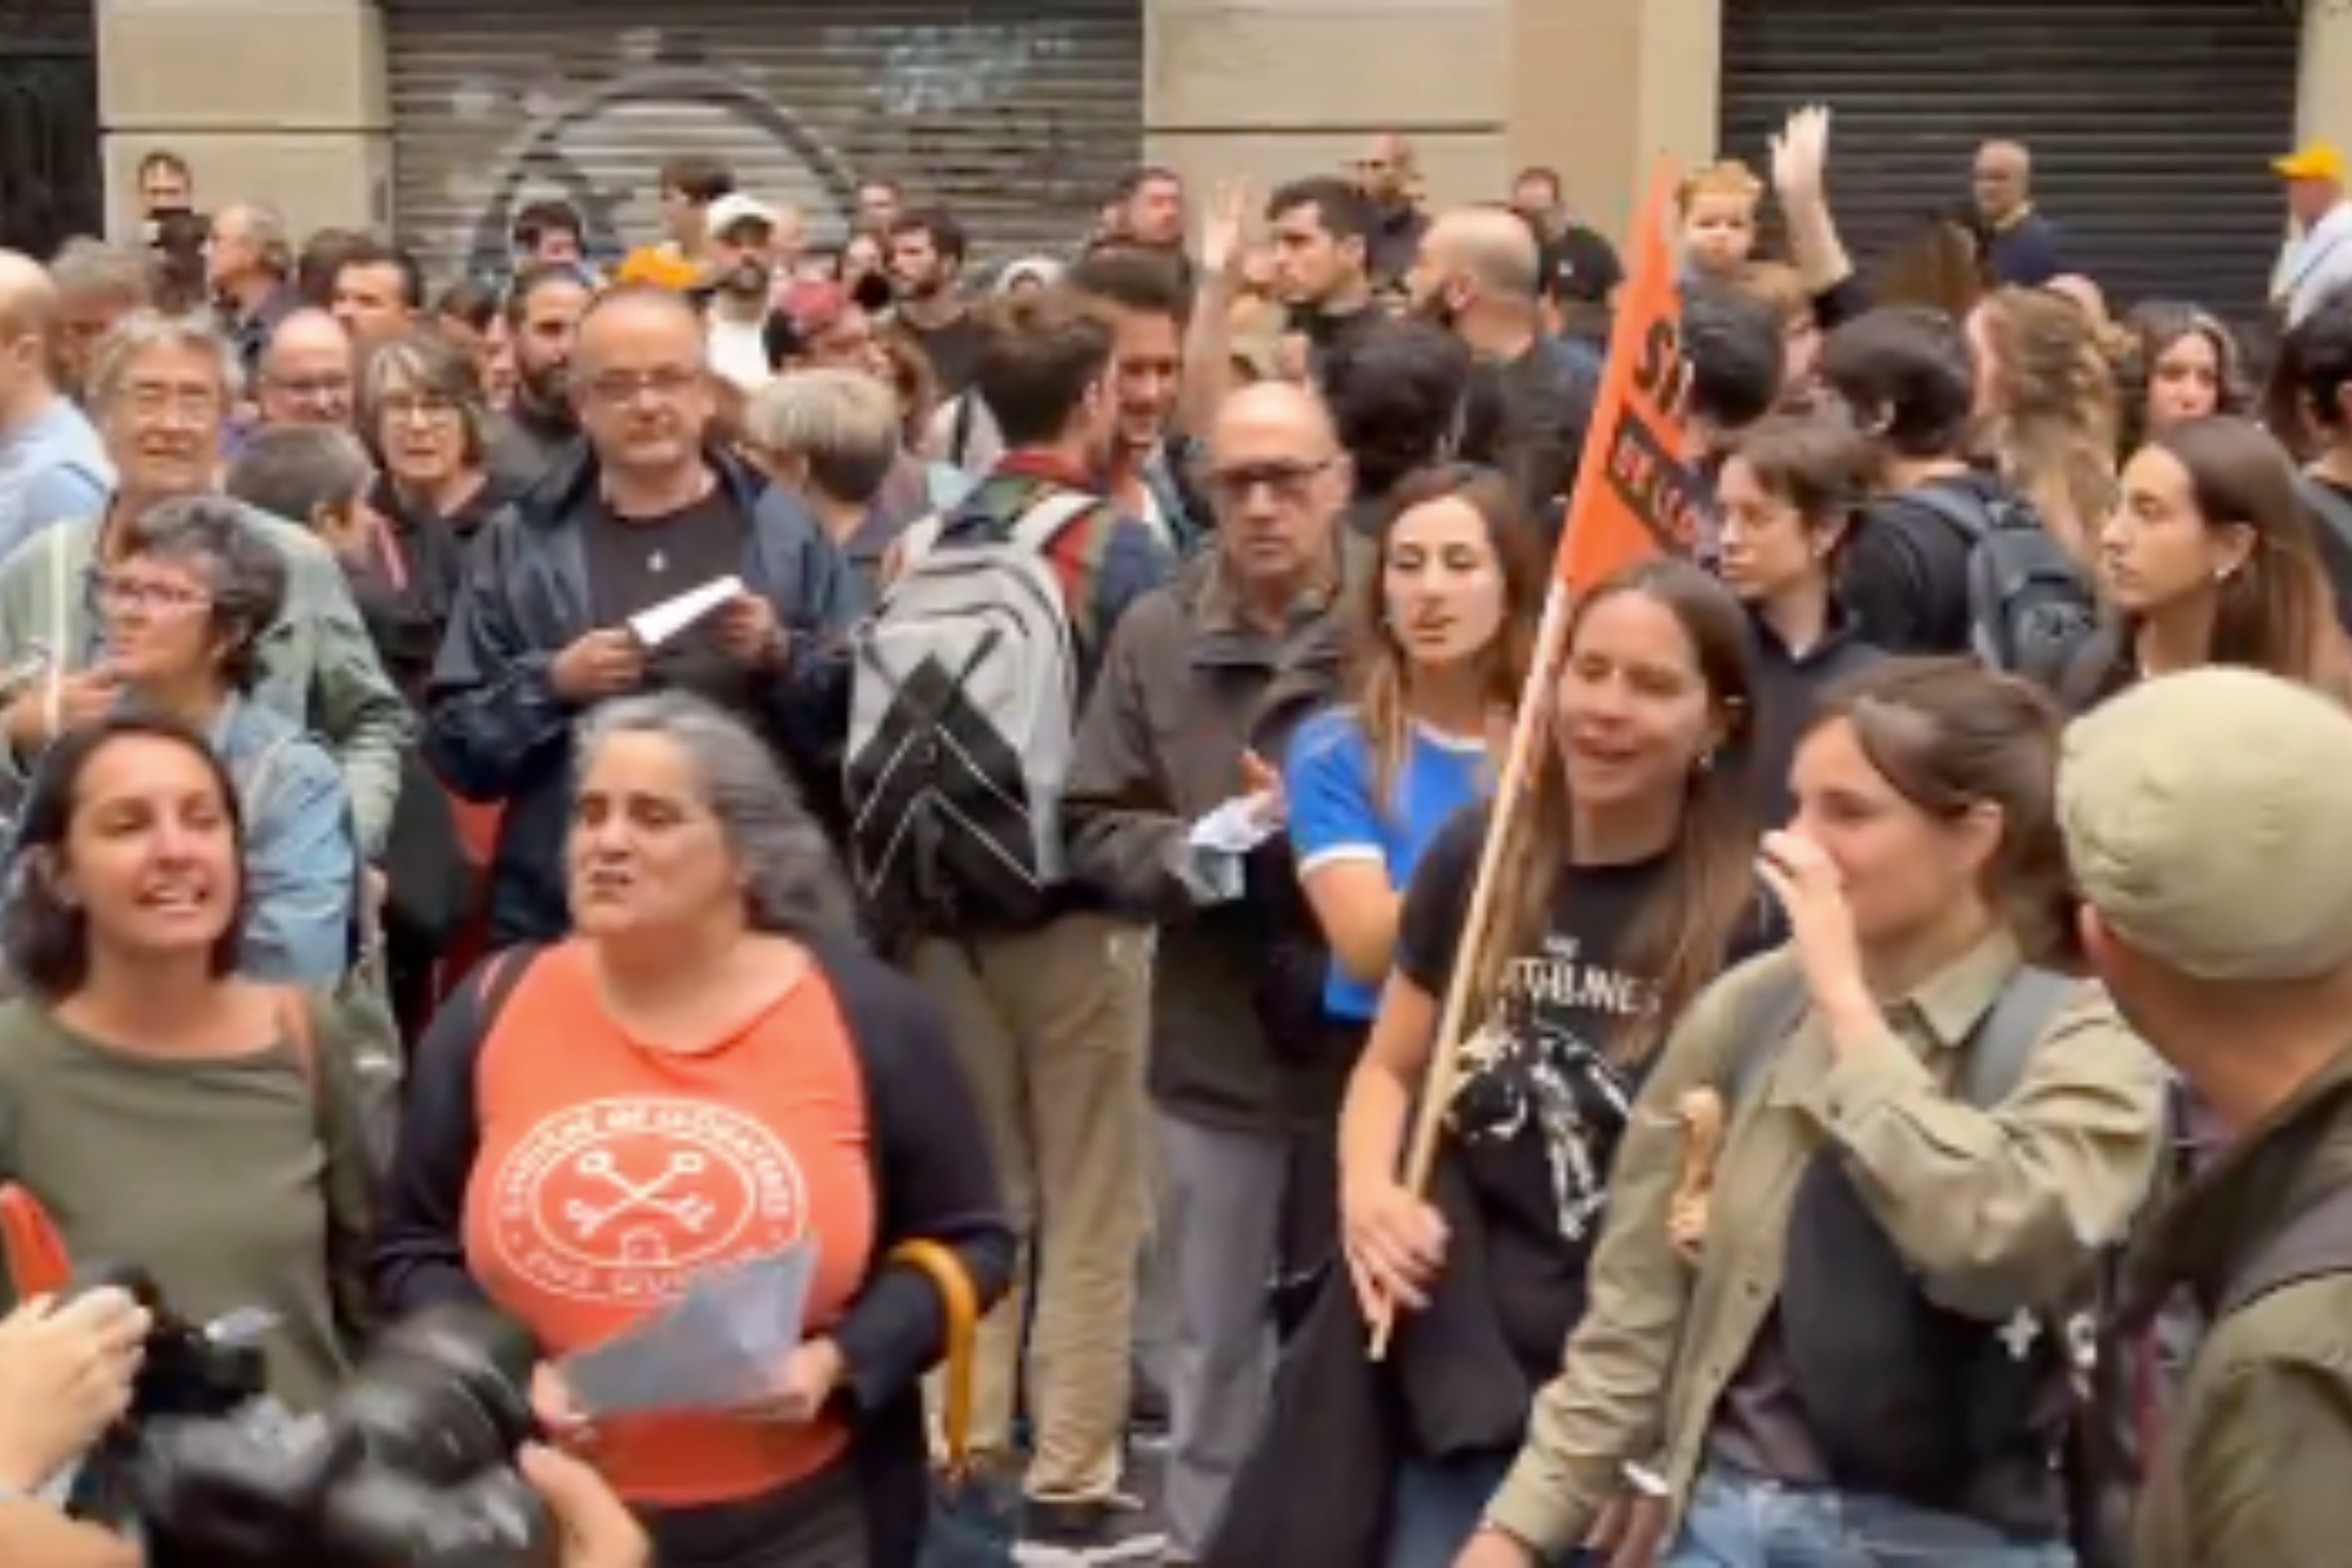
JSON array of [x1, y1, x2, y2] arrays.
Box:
[[332, 1307, 541, 1486]]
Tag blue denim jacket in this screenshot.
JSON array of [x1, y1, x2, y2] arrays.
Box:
[[206, 694, 359, 986]]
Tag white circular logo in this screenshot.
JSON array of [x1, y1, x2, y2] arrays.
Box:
[[490, 1097, 807, 1305]]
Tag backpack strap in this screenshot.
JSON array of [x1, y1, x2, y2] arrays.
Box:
[[274, 986, 322, 1105], [1954, 968, 2076, 1108], [1009, 490, 1103, 553], [949, 392, 981, 469], [2220, 1181, 2352, 1318], [1901, 483, 1994, 547]]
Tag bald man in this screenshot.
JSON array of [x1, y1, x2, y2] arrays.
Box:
[[1973, 138, 2065, 287], [255, 307, 355, 428], [1063, 372, 1350, 1568], [0, 251, 113, 561], [1353, 130, 1432, 286], [1409, 207, 1598, 549]]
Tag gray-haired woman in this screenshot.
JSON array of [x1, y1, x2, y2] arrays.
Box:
[[82, 494, 358, 984], [374, 691, 1015, 1568], [741, 369, 910, 609], [357, 330, 513, 682]]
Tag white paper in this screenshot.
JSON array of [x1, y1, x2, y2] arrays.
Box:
[[1187, 793, 1282, 856], [559, 1240, 820, 1415], [628, 574, 746, 649]]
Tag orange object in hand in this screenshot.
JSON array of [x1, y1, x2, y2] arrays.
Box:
[[0, 1184, 74, 1298]]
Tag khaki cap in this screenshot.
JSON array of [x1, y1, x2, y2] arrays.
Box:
[[2059, 669, 2352, 984]]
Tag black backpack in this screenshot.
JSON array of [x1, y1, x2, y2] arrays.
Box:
[[1906, 485, 2099, 690]]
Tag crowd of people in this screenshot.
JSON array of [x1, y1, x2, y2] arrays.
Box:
[[0, 99, 2348, 1568]]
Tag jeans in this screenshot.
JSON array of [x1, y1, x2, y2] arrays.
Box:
[[1662, 1464, 2075, 1568], [1387, 1450, 1599, 1568]]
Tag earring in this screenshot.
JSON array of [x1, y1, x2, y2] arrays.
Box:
[[1695, 750, 1716, 774]]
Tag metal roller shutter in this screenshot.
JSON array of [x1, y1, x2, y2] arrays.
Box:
[[383, 0, 1143, 287], [1719, 0, 2300, 328]]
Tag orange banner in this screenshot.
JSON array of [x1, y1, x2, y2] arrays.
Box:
[[1556, 165, 1703, 587]]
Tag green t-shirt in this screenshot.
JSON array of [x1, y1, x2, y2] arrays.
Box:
[[0, 1000, 368, 1412]]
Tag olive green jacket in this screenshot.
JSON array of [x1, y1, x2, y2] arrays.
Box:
[[2127, 1047, 2352, 1567], [1485, 937, 2167, 1554]]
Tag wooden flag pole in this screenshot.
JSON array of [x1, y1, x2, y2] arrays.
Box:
[[1367, 582, 1573, 1358], [1367, 164, 1686, 1360]]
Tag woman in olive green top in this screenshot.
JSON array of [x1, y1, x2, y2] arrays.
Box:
[[1455, 660, 2168, 1568], [0, 713, 371, 1414]]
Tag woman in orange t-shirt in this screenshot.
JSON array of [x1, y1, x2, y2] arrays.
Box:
[[374, 692, 1014, 1568]]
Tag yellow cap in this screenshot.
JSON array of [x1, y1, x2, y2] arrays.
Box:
[[2273, 141, 2347, 183]]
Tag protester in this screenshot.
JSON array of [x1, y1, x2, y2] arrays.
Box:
[[90, 495, 359, 983], [1455, 658, 2166, 1568], [1968, 285, 2120, 560], [0, 714, 373, 1410], [1289, 465, 1536, 1062], [0, 251, 112, 561], [1711, 414, 1884, 824], [2116, 301, 2246, 453], [1061, 381, 1355, 1563], [377, 693, 1012, 1568], [491, 264, 594, 486], [1341, 560, 1775, 1568], [0, 311, 409, 856], [2068, 414, 2348, 708], [425, 285, 852, 944], [255, 306, 358, 429], [860, 285, 1170, 1564], [2060, 668, 2352, 1566], [738, 368, 904, 609]]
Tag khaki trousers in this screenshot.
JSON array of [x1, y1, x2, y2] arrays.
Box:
[[912, 913, 1154, 1503]]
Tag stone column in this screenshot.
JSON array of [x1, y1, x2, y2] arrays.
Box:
[[2299, 0, 2352, 152], [1509, 0, 1723, 246], [99, 0, 390, 234], [1144, 0, 1516, 208]]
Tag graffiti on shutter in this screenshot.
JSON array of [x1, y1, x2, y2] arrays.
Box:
[[387, 2, 1142, 282]]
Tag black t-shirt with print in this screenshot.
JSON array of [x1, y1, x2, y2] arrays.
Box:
[[581, 487, 761, 718], [1394, 806, 1777, 1385]]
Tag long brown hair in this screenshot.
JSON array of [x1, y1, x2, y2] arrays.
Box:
[[1975, 287, 2122, 557], [1808, 659, 2079, 969], [1463, 559, 1760, 1064], [1349, 465, 1542, 809], [2115, 300, 2248, 455], [2136, 415, 2347, 695]]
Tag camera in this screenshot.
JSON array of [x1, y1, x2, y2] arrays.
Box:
[[63, 1261, 555, 1568]]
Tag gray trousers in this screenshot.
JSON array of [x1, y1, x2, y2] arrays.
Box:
[[1155, 1110, 1290, 1559]]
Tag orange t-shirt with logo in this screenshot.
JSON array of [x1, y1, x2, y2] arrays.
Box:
[[462, 942, 878, 1506]]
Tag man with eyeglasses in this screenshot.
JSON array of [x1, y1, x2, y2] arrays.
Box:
[[426, 284, 854, 945], [255, 308, 357, 430], [0, 310, 408, 854], [1061, 379, 1353, 1567]]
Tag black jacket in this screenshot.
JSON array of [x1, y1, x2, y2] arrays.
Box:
[[422, 446, 855, 944], [372, 941, 1016, 1568]]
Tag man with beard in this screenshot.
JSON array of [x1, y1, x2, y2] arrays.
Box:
[[697, 193, 784, 392], [887, 207, 981, 398], [490, 264, 593, 490], [1408, 207, 1597, 550]]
